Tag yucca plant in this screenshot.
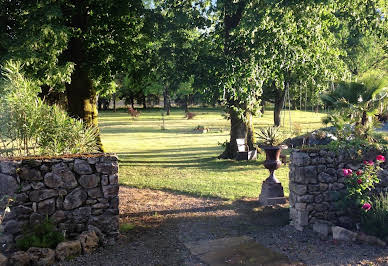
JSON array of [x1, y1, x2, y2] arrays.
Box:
[[256, 127, 285, 147]]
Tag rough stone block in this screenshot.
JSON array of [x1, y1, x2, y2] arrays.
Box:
[[27, 247, 55, 266], [51, 210, 66, 223], [38, 198, 56, 215], [295, 203, 306, 210], [31, 182, 45, 190], [295, 210, 309, 227], [19, 167, 42, 181], [9, 251, 31, 266], [56, 240, 82, 261], [44, 172, 63, 188], [0, 253, 7, 266], [0, 161, 18, 175], [101, 175, 109, 186], [296, 195, 314, 203], [79, 174, 99, 189], [87, 188, 103, 199], [290, 183, 307, 195], [109, 174, 118, 185], [102, 185, 119, 199], [0, 174, 19, 197], [314, 194, 324, 203], [313, 223, 330, 237], [63, 188, 87, 210], [29, 189, 58, 202], [74, 159, 93, 175], [72, 207, 91, 223], [3, 220, 21, 235], [79, 231, 99, 254], [332, 226, 356, 242], [308, 185, 320, 192], [95, 162, 118, 175], [318, 172, 336, 183]]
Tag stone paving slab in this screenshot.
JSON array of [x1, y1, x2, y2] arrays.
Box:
[[184, 236, 294, 266]]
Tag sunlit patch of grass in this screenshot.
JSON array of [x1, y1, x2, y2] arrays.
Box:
[[100, 107, 326, 200]]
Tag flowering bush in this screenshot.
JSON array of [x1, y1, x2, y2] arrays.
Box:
[[343, 155, 385, 212]]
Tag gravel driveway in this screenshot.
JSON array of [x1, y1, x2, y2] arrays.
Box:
[[57, 186, 388, 266]]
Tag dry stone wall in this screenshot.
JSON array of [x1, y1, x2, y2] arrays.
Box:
[[289, 149, 388, 234], [0, 154, 119, 251]]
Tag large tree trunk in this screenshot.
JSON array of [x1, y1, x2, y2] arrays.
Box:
[[219, 0, 250, 160], [66, 67, 104, 152], [63, 2, 104, 152], [219, 109, 254, 159], [274, 90, 286, 127]]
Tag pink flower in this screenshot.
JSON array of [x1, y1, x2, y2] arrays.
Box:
[[343, 169, 352, 176], [356, 170, 363, 176], [357, 178, 363, 184], [376, 155, 385, 162], [364, 160, 374, 166], [362, 203, 371, 211]]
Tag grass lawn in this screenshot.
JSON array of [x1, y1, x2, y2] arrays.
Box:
[[100, 107, 326, 200]]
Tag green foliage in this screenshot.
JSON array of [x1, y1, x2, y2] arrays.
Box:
[[322, 72, 388, 142], [326, 138, 388, 160], [16, 218, 64, 251], [0, 0, 145, 92], [120, 223, 135, 233], [361, 193, 388, 239], [0, 61, 98, 157], [256, 127, 286, 147]]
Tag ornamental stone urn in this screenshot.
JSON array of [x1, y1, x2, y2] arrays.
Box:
[[258, 145, 287, 205]]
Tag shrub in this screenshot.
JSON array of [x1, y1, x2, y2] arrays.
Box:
[[0, 61, 98, 156], [361, 193, 388, 239], [342, 155, 385, 208], [16, 218, 64, 251]]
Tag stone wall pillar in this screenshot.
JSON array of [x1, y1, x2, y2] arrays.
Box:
[[289, 149, 387, 234], [0, 154, 119, 251]]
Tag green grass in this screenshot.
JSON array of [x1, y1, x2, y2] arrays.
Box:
[[100, 107, 326, 200]]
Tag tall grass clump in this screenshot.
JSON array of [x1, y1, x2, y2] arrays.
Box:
[[0, 61, 98, 156], [361, 192, 388, 239]]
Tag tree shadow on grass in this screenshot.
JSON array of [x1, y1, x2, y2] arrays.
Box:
[[116, 146, 265, 172], [118, 154, 263, 171]]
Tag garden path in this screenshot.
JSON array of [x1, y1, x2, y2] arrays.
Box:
[[57, 186, 388, 266]]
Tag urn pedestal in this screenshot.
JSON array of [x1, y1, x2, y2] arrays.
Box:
[[259, 146, 287, 205]]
